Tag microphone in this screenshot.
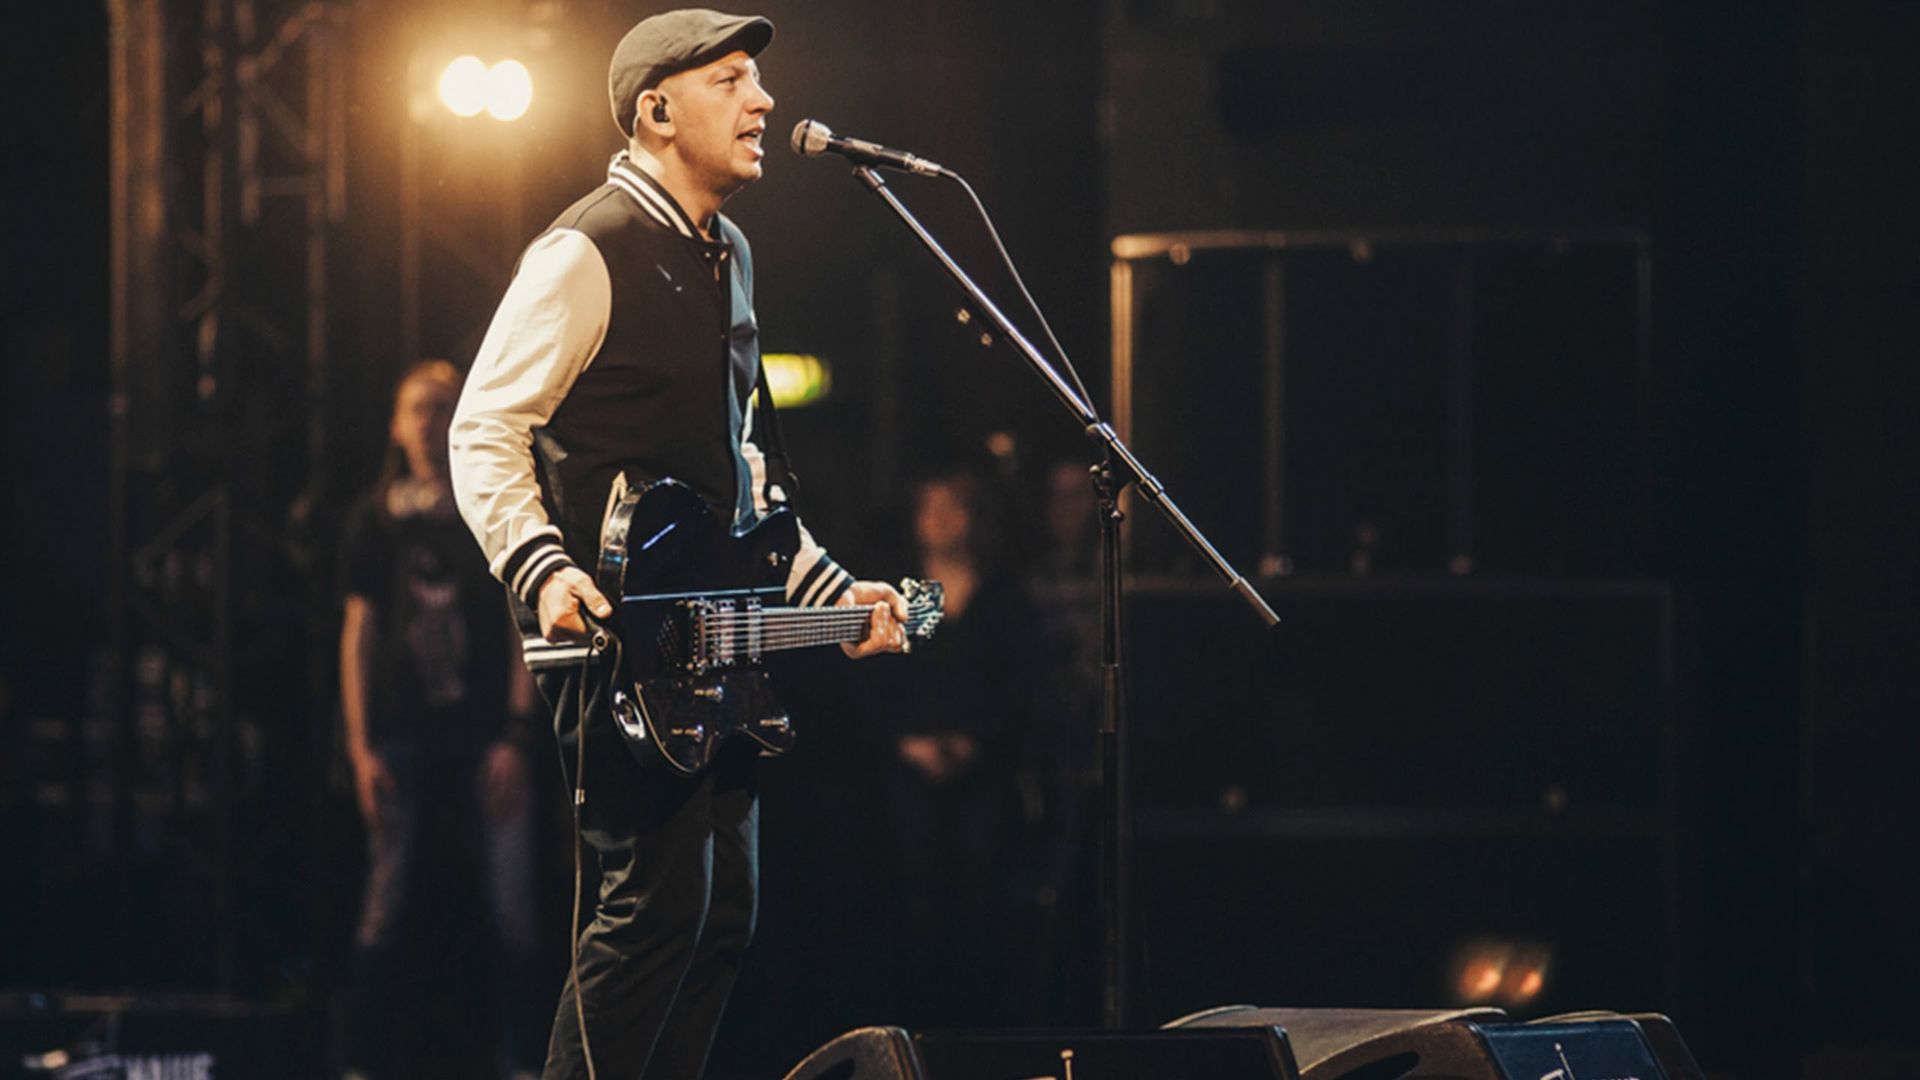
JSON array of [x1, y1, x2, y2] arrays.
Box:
[[789, 119, 948, 177]]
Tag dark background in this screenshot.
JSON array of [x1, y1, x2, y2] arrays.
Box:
[[4, 1, 1918, 1078]]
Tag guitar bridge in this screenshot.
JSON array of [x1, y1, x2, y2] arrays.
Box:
[[687, 595, 766, 673]]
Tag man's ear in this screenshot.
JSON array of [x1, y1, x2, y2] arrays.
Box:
[[636, 88, 671, 137]]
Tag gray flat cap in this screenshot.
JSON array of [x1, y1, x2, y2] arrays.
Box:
[[609, 9, 774, 136]]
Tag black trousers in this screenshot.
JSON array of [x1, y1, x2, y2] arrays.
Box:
[[539, 664, 760, 1080]]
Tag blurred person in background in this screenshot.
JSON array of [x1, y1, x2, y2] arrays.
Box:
[[338, 359, 545, 1080], [876, 467, 1043, 1025], [1020, 458, 1104, 1020]]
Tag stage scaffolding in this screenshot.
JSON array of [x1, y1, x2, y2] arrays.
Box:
[[107, 0, 348, 993]]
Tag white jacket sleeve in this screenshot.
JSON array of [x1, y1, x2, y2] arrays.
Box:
[[449, 228, 611, 607]]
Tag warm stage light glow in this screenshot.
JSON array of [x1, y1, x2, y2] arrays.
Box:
[[438, 55, 488, 117], [486, 59, 533, 121], [1458, 951, 1508, 1000], [762, 353, 831, 408], [436, 55, 533, 122], [1512, 966, 1545, 1002], [1453, 938, 1553, 1007]]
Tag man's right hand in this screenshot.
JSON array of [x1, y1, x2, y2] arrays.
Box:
[[538, 566, 614, 642]]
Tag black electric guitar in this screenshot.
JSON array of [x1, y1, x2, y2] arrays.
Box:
[[515, 478, 943, 775]]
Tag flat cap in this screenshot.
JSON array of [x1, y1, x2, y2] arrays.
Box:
[[609, 9, 774, 137]]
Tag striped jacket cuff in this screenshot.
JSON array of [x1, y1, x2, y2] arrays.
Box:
[[503, 535, 577, 608], [789, 555, 853, 608]]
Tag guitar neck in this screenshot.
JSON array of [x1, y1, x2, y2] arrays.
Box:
[[699, 604, 882, 658]]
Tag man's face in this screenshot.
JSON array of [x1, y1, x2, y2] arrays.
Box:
[[658, 50, 775, 198]]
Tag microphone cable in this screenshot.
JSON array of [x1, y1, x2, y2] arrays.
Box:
[[793, 118, 1097, 418], [940, 171, 1101, 422]]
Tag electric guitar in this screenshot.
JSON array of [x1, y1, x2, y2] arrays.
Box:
[[515, 478, 943, 775]]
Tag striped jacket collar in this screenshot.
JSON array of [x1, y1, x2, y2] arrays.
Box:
[[608, 150, 716, 241]]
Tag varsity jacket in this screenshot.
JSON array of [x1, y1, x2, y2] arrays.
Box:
[[450, 150, 853, 612]]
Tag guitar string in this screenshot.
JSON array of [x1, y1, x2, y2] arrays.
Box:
[[698, 614, 930, 631], [698, 613, 928, 647], [703, 627, 865, 645], [694, 620, 927, 654], [699, 610, 917, 636], [705, 630, 927, 648], [697, 601, 931, 620], [699, 608, 886, 622], [699, 608, 928, 630], [675, 604, 936, 659], [695, 630, 917, 657], [701, 615, 874, 634]]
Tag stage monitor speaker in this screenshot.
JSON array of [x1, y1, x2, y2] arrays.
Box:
[[1531, 1011, 1705, 1080], [1169, 1006, 1699, 1080], [784, 1025, 1299, 1080], [782, 1026, 922, 1080]]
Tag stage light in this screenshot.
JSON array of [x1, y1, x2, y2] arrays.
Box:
[[762, 353, 831, 408], [438, 55, 488, 117], [1502, 944, 1552, 1005], [1458, 952, 1507, 1001], [1511, 966, 1546, 1002], [1453, 939, 1512, 1003], [486, 59, 533, 121], [1453, 938, 1554, 1008]]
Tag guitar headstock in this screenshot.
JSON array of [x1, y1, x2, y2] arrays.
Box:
[[900, 578, 945, 641]]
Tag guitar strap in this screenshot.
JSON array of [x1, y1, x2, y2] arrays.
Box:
[[751, 358, 799, 510]]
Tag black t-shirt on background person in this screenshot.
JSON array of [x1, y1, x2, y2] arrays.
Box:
[[340, 483, 512, 752], [335, 478, 548, 1076]]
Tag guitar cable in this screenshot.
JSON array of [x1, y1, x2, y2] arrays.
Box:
[[568, 611, 617, 1080]]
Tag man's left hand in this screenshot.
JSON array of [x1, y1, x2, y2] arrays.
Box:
[[838, 579, 910, 659]]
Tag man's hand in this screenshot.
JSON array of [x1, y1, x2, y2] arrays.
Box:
[[349, 747, 396, 831], [476, 739, 530, 824], [838, 579, 910, 659], [538, 566, 614, 642]]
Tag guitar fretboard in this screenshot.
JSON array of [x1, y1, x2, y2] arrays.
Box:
[[697, 602, 933, 662]]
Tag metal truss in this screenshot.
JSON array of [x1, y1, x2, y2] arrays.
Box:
[[108, 0, 348, 993]]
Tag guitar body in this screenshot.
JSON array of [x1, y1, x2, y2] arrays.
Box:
[[597, 479, 802, 775], [516, 476, 942, 776]]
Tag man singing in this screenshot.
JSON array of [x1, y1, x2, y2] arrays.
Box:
[[448, 10, 908, 1077]]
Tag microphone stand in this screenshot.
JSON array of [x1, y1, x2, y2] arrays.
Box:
[[848, 165, 1279, 1029]]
